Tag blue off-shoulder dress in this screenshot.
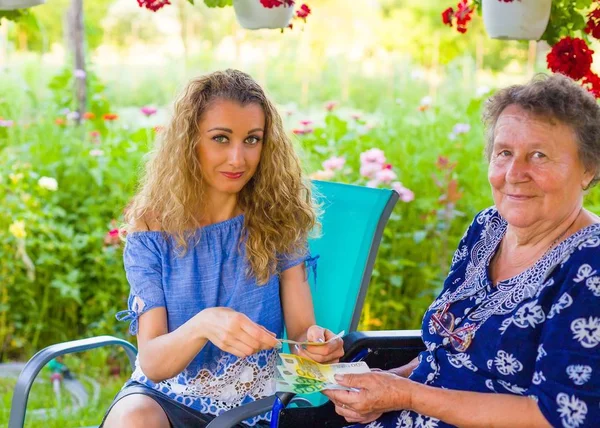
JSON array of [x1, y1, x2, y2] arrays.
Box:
[[113, 215, 317, 426], [352, 207, 600, 428]]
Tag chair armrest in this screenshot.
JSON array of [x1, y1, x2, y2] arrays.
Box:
[[9, 335, 137, 428], [205, 393, 294, 428], [342, 330, 424, 370]]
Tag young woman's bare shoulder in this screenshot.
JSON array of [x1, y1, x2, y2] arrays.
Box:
[[131, 212, 162, 232]]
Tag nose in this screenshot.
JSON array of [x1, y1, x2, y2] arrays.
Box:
[[505, 157, 530, 184], [227, 142, 245, 169]]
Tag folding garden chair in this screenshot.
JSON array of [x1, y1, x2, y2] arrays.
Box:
[[10, 180, 400, 428]]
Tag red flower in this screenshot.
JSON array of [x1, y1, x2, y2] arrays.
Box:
[[55, 118, 66, 126], [83, 112, 95, 120], [586, 8, 600, 40], [137, 0, 170, 12], [455, 0, 474, 33], [442, 7, 454, 27], [296, 4, 310, 20], [102, 113, 119, 121], [546, 37, 594, 81], [582, 72, 600, 99], [441, 1, 474, 34]]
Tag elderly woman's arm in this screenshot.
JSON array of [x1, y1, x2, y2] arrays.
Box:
[[325, 372, 550, 427]]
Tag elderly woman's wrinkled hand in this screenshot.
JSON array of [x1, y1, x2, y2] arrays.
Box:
[[322, 371, 413, 424]]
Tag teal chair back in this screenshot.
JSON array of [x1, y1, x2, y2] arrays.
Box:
[[309, 180, 398, 337]]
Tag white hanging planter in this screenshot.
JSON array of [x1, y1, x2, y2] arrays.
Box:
[[482, 0, 552, 40], [233, 0, 294, 30], [0, 0, 45, 10]]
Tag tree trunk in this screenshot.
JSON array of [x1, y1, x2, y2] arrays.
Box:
[[68, 0, 86, 124]]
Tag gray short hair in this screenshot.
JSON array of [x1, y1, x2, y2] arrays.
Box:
[[482, 73, 600, 189]]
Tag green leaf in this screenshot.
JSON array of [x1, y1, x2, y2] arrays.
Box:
[[203, 0, 233, 7], [187, 0, 195, 4]]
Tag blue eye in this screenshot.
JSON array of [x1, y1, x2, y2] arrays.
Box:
[[532, 151, 546, 159], [498, 150, 511, 157]]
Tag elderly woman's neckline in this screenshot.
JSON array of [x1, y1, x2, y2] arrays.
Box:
[[490, 209, 599, 284]]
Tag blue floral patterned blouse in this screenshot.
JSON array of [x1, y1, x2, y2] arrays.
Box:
[[353, 207, 600, 428], [115, 214, 316, 426]]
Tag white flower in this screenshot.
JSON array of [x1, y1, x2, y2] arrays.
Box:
[[493, 350, 523, 376], [571, 317, 600, 348], [37, 176, 58, 191], [566, 365, 592, 386], [586, 276, 600, 297], [90, 149, 104, 157], [556, 393, 587, 428], [420, 96, 432, 107]]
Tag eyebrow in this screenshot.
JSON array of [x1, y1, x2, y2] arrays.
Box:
[[207, 127, 264, 134]]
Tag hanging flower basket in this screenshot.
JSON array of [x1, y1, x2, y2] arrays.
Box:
[[482, 0, 552, 40], [0, 0, 44, 10], [233, 0, 295, 30]]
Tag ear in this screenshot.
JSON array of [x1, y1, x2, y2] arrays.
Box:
[[582, 168, 596, 190]]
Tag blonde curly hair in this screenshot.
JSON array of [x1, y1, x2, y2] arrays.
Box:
[[125, 69, 318, 284]]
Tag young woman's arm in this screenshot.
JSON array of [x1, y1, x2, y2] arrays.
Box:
[[280, 264, 344, 363], [136, 306, 279, 383]]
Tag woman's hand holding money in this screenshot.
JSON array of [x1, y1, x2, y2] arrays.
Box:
[[197, 307, 279, 358], [323, 371, 413, 424], [294, 325, 345, 364]]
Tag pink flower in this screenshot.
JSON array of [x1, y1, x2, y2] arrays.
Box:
[[300, 119, 313, 127], [325, 101, 338, 111], [141, 106, 157, 117], [375, 168, 397, 184], [351, 113, 362, 121], [366, 179, 380, 188], [360, 163, 382, 179], [104, 228, 120, 246], [360, 148, 386, 166], [90, 149, 104, 157], [392, 182, 415, 202], [322, 156, 346, 171], [293, 128, 313, 135], [0, 119, 14, 127]]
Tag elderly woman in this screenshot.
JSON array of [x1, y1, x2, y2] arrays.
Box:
[[324, 73, 600, 428]]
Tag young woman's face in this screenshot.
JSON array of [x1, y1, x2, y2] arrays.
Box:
[[197, 99, 265, 196]]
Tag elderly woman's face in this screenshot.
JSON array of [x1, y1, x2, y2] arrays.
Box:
[[488, 104, 594, 229]]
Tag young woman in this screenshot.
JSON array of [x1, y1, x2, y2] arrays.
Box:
[[102, 69, 344, 428]]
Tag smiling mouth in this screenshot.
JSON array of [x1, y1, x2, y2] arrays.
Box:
[[221, 172, 244, 179], [506, 194, 533, 200]]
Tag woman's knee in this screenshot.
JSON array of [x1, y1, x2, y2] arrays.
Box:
[[103, 394, 169, 428]]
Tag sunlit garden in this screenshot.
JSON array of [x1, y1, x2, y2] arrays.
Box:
[[2, 0, 600, 426]]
